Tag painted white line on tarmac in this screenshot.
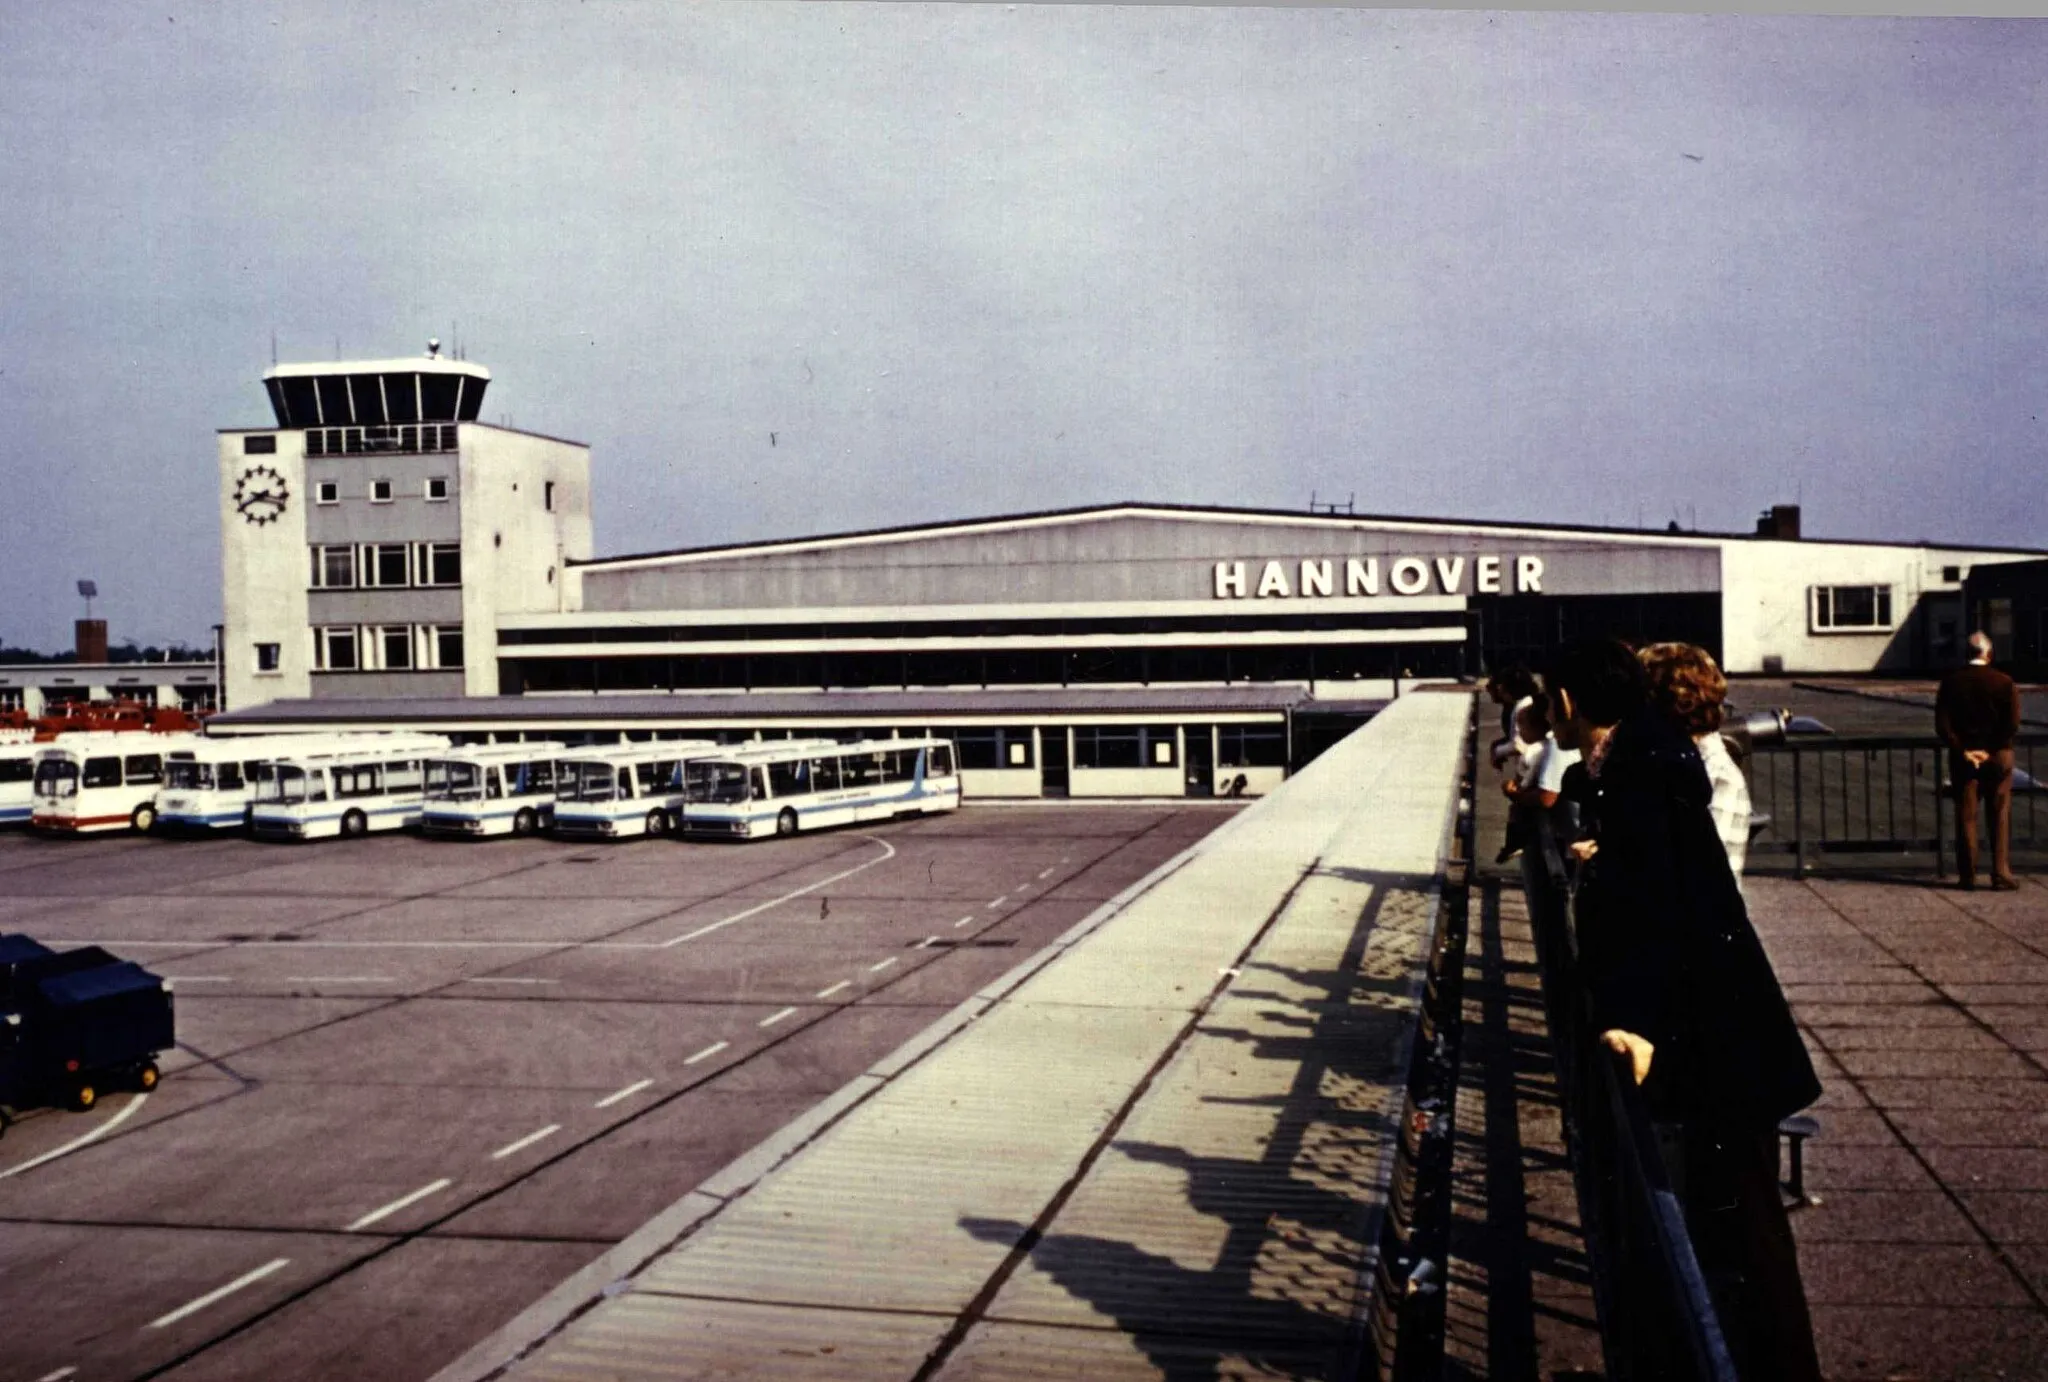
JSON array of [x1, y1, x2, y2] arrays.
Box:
[[1, 1093, 149, 1180], [491, 1125, 561, 1160], [463, 977, 559, 986], [815, 980, 851, 999], [284, 975, 390, 984], [36, 1365, 77, 1381], [1037, 866, 1056, 879], [986, 895, 1008, 909], [346, 1179, 453, 1233], [758, 1006, 798, 1028], [147, 1257, 290, 1329], [867, 957, 897, 974], [659, 836, 898, 947], [162, 976, 230, 984], [916, 935, 940, 949], [683, 1041, 729, 1065], [595, 1078, 653, 1109], [954, 915, 974, 928]]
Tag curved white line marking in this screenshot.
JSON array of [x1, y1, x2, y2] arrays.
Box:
[[660, 836, 898, 947], [0, 1092, 150, 1180]]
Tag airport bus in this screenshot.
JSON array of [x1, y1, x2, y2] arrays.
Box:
[[0, 740, 36, 827], [153, 733, 354, 832], [246, 733, 453, 840], [29, 732, 201, 834], [680, 737, 960, 840], [420, 741, 586, 838], [549, 741, 726, 840]]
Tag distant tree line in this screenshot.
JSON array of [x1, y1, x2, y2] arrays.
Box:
[[0, 641, 214, 666]]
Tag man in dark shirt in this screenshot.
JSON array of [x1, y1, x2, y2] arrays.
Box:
[[1936, 632, 2022, 890]]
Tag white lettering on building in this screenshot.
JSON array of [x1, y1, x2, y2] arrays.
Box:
[[1207, 552, 1548, 600]]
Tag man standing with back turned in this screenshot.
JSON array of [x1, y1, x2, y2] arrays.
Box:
[[1937, 631, 2022, 890]]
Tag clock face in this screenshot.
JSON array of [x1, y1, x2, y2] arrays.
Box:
[[235, 465, 290, 525]]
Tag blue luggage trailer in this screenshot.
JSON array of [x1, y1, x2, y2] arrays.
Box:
[[0, 934, 175, 1132]]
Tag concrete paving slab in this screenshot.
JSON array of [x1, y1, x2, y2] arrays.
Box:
[[516, 1294, 952, 1381]]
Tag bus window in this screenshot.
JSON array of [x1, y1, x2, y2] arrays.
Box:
[[124, 754, 164, 786], [485, 768, 503, 799], [749, 767, 768, 801], [0, 757, 32, 785], [34, 759, 79, 797], [386, 759, 423, 793], [809, 756, 842, 791], [878, 750, 913, 783], [220, 762, 245, 791], [928, 744, 954, 778], [167, 761, 209, 791], [842, 754, 880, 788], [767, 760, 807, 798], [83, 757, 122, 789]]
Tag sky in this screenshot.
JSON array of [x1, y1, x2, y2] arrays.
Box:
[[0, 2, 2042, 650]]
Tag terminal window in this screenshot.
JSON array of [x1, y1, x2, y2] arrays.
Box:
[[1072, 725, 1177, 769], [313, 545, 356, 589], [426, 477, 449, 501], [315, 481, 339, 505], [1218, 725, 1287, 768], [370, 479, 393, 504], [381, 627, 413, 670], [434, 627, 464, 669], [315, 627, 359, 671], [255, 642, 281, 673], [1811, 584, 1894, 632]]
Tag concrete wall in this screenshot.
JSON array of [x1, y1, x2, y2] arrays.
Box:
[[578, 511, 1722, 613], [460, 427, 592, 694], [311, 670, 465, 701], [220, 430, 313, 707]]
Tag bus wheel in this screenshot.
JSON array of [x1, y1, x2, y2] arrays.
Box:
[[644, 809, 667, 836], [72, 1082, 97, 1112], [131, 802, 156, 833], [341, 809, 369, 839], [776, 808, 799, 838], [136, 1061, 160, 1093], [513, 808, 538, 837]]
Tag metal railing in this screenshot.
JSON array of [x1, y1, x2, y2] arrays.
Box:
[[1520, 818, 1739, 1382], [1745, 732, 2048, 875]]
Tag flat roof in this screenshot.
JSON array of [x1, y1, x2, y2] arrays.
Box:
[[572, 501, 2048, 571], [265, 357, 490, 380], [209, 686, 1316, 728]]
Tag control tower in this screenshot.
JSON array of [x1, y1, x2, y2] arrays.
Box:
[[218, 343, 591, 709]]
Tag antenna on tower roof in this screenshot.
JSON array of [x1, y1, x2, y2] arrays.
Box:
[[427, 337, 441, 358]]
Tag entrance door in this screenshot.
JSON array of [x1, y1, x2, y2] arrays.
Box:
[[1184, 726, 1213, 797], [1039, 727, 1069, 798]]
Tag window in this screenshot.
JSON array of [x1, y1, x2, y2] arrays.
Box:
[[768, 759, 809, 797], [425, 476, 449, 501], [1218, 726, 1287, 768], [366, 544, 410, 588], [381, 626, 413, 670], [83, 757, 122, 788], [332, 763, 382, 798], [123, 754, 163, 786], [313, 545, 356, 589], [1943, 565, 1963, 583], [544, 481, 556, 512], [927, 744, 954, 778], [419, 543, 461, 587], [316, 627, 359, 671], [255, 642, 281, 673], [370, 478, 393, 503], [243, 434, 277, 454], [950, 727, 1033, 770], [433, 626, 465, 669], [0, 755, 31, 785], [1811, 584, 1895, 632], [385, 759, 422, 793], [1072, 725, 1176, 769], [315, 480, 339, 505]]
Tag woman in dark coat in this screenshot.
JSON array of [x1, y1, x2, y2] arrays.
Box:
[[1547, 638, 1823, 1382]]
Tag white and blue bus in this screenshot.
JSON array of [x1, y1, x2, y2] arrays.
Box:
[[549, 742, 724, 840], [155, 733, 355, 832], [680, 737, 959, 840], [30, 732, 201, 835], [421, 741, 587, 838], [0, 739, 35, 827], [247, 733, 453, 840]]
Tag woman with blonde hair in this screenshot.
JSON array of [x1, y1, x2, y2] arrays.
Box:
[[1638, 641, 1750, 879]]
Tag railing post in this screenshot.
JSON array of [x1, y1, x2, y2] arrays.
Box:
[[1792, 748, 1807, 879], [1934, 746, 1948, 879]]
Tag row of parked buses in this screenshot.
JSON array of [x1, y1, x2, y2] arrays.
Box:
[[0, 732, 961, 842]]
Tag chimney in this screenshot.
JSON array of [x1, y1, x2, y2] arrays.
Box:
[[1755, 504, 1802, 540], [75, 619, 108, 663]]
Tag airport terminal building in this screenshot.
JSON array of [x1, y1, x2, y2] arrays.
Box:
[[214, 352, 2047, 794]]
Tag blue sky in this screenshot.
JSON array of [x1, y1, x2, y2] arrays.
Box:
[[1, 3, 2042, 649]]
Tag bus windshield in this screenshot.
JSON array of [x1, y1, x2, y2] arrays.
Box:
[[427, 761, 486, 801], [255, 764, 310, 804], [167, 761, 213, 791], [560, 761, 622, 803], [33, 759, 78, 798], [684, 761, 751, 804]]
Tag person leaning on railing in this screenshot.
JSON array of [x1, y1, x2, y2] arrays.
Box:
[[1638, 642, 1751, 886], [1546, 638, 1824, 1382]]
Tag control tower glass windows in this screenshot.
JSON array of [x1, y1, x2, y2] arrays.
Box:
[[382, 373, 420, 423], [419, 372, 460, 421], [305, 424, 455, 457], [317, 375, 352, 427]]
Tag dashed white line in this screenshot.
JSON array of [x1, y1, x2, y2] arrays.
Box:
[[148, 1257, 291, 1328], [758, 1006, 798, 1028], [594, 1078, 654, 1109], [986, 896, 1008, 909], [1036, 866, 1056, 880], [490, 1125, 561, 1160], [162, 976, 230, 984], [684, 1041, 729, 1065], [815, 980, 851, 999], [660, 836, 897, 947], [1, 1093, 150, 1180], [345, 1178, 452, 1232], [867, 957, 898, 974], [916, 935, 941, 949], [463, 977, 559, 986], [36, 1366, 78, 1381], [284, 975, 390, 984], [953, 915, 974, 928]]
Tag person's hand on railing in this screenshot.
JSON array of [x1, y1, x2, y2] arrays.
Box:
[[1601, 1029, 1655, 1085], [1568, 838, 1598, 863]]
